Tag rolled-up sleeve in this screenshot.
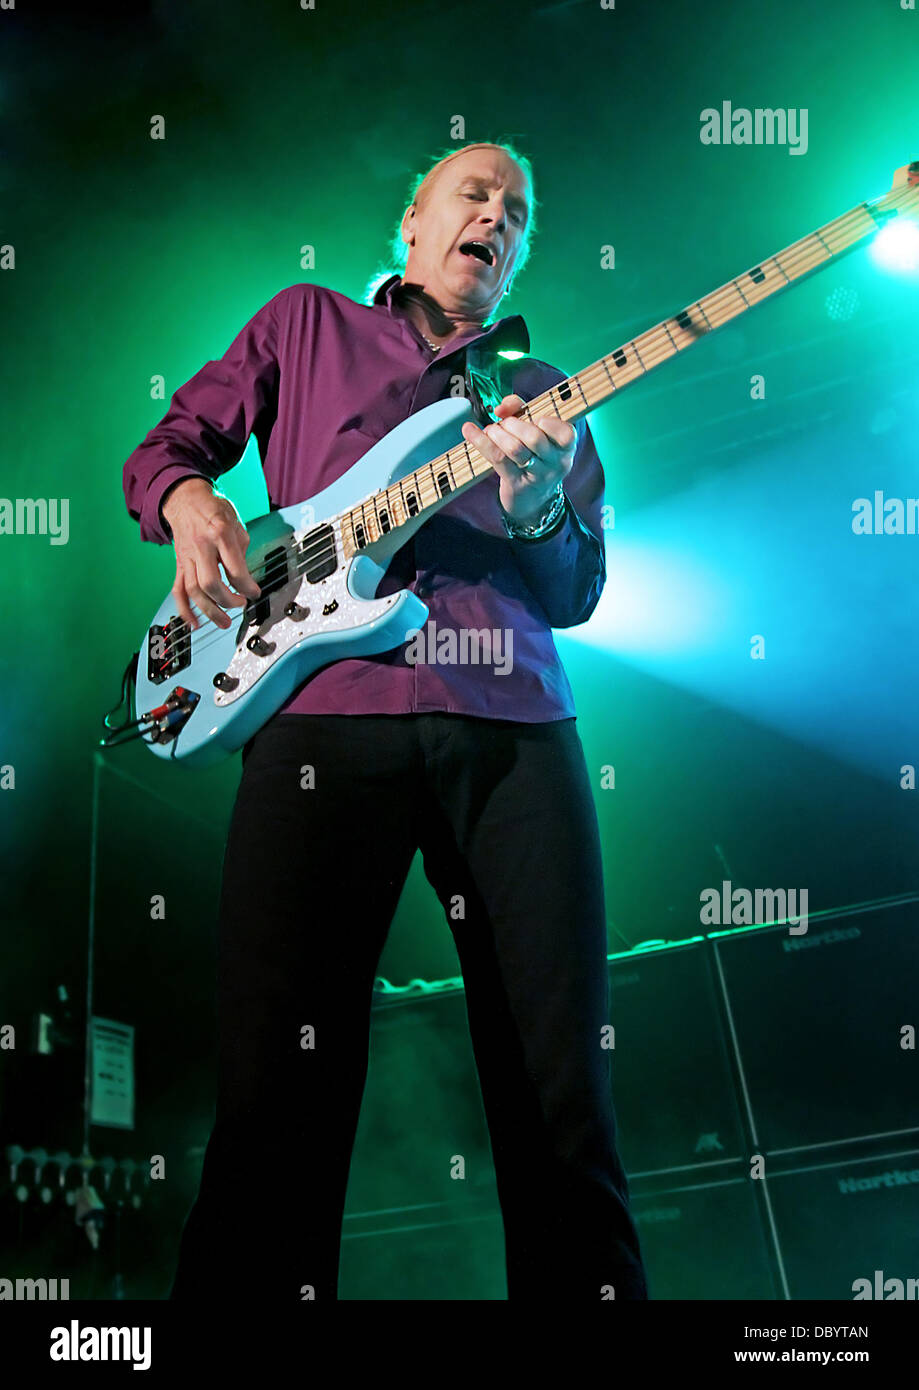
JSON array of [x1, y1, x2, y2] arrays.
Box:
[[123, 292, 282, 544], [509, 409, 607, 629]]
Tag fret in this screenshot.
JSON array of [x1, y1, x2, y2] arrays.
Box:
[[600, 356, 617, 392], [704, 282, 747, 326], [738, 260, 789, 304], [605, 346, 642, 390], [449, 445, 469, 486], [733, 276, 753, 307], [661, 320, 680, 354], [366, 494, 381, 537], [573, 375, 590, 410], [532, 393, 554, 419], [836, 204, 882, 245], [820, 221, 861, 255], [340, 510, 357, 558], [774, 245, 811, 283], [668, 308, 707, 352], [631, 339, 648, 372]]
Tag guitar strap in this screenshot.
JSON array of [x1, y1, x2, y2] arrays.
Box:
[[463, 342, 516, 427]]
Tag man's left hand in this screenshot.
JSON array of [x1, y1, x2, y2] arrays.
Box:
[[461, 394, 577, 524]]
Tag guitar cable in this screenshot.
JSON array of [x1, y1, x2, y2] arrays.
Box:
[[98, 650, 175, 750], [98, 651, 162, 749]]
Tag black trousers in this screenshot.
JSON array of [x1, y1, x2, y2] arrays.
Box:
[[170, 712, 648, 1301]]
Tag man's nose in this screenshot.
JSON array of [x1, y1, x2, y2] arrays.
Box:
[[478, 201, 507, 229]]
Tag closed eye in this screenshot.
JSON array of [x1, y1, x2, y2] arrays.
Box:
[[463, 192, 525, 225]]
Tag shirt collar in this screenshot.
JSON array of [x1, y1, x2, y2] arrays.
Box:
[[372, 274, 530, 358]]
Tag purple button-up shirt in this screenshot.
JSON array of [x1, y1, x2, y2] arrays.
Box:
[[123, 275, 607, 722]]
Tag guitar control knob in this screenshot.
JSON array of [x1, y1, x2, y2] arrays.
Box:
[[284, 602, 310, 620], [213, 672, 238, 692], [246, 635, 276, 657]]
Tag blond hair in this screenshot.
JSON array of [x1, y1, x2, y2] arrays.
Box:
[[365, 139, 538, 305]]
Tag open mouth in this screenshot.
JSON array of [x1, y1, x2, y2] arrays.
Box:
[[458, 240, 497, 267]]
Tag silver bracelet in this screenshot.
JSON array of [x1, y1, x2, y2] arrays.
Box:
[[500, 482, 567, 540]]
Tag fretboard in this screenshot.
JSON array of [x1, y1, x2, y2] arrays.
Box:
[[338, 174, 919, 557]]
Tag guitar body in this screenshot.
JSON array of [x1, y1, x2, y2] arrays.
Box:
[[135, 397, 475, 766]]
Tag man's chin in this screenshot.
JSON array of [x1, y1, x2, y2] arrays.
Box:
[[444, 275, 498, 316]]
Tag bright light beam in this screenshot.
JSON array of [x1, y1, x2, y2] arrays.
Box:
[[871, 219, 919, 274]]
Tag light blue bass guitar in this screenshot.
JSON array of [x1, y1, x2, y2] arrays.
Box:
[[131, 164, 919, 765]]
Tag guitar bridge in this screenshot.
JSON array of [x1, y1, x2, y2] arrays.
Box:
[[147, 618, 191, 684]]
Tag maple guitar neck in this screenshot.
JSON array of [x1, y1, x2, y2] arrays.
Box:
[[337, 163, 919, 558]]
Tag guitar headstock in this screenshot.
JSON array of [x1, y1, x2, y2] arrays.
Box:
[[891, 160, 919, 190], [870, 161, 919, 219]]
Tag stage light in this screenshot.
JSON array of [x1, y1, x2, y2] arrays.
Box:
[[870, 219, 919, 274], [568, 536, 728, 659]]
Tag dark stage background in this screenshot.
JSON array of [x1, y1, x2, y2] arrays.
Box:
[[1, 0, 918, 1307]]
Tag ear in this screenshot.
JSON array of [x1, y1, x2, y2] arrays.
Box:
[[400, 204, 416, 247]]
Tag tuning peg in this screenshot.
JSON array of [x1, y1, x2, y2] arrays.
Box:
[[891, 161, 919, 190]]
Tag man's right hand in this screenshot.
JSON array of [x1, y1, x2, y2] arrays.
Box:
[[161, 477, 261, 630]]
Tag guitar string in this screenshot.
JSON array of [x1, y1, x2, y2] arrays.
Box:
[[155, 183, 918, 670]]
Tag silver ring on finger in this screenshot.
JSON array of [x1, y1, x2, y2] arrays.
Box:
[[517, 454, 535, 471]]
